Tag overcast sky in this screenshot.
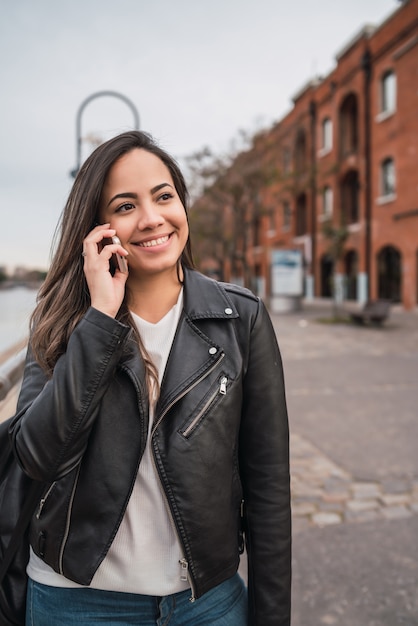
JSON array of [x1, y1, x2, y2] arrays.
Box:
[[1, 0, 397, 271]]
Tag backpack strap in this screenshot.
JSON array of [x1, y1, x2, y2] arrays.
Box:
[[0, 481, 44, 584]]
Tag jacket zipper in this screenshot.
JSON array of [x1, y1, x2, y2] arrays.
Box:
[[181, 375, 228, 438], [36, 482, 56, 519], [151, 353, 225, 438], [150, 444, 197, 602], [58, 463, 82, 575], [149, 353, 225, 601], [179, 558, 196, 602]]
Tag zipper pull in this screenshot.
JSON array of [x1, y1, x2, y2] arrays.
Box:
[[179, 558, 196, 602], [219, 376, 228, 395], [36, 497, 46, 520], [179, 558, 189, 582]]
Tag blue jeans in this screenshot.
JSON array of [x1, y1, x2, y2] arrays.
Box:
[[26, 574, 247, 625]]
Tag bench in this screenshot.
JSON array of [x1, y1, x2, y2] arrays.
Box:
[[350, 299, 391, 326]]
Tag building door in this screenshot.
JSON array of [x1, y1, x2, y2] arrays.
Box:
[[377, 246, 401, 302], [345, 250, 358, 300], [416, 249, 418, 305], [320, 254, 333, 297]]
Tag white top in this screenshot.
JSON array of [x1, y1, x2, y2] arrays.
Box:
[[27, 290, 189, 595]]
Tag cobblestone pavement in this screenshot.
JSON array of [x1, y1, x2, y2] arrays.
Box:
[[268, 301, 418, 531], [290, 431, 418, 531]]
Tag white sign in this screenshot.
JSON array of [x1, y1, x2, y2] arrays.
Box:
[[271, 249, 303, 296]]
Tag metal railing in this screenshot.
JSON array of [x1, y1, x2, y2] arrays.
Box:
[[0, 348, 26, 402]]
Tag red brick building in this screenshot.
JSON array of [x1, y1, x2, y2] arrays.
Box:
[[216, 0, 418, 310]]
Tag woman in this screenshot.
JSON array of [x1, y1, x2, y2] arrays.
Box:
[[9, 131, 291, 625]]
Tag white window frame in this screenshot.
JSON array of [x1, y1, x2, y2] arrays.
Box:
[[323, 118, 332, 150], [380, 158, 396, 199], [319, 186, 333, 221], [376, 70, 396, 121]]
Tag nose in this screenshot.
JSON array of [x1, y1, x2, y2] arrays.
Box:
[[137, 203, 165, 230]]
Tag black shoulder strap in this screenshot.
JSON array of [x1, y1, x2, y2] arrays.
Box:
[[0, 417, 44, 583], [0, 481, 44, 583]]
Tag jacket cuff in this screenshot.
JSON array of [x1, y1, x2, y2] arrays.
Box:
[[83, 306, 131, 340]]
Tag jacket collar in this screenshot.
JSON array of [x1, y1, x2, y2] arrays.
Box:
[[182, 267, 239, 321]]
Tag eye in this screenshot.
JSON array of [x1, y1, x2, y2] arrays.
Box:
[[115, 202, 135, 213], [158, 192, 174, 202]]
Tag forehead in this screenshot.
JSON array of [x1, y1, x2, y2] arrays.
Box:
[[105, 148, 173, 190]]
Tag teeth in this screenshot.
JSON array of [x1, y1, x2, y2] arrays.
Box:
[[138, 235, 169, 248]]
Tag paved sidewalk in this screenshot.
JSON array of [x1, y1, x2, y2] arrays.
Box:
[[270, 300, 418, 625]]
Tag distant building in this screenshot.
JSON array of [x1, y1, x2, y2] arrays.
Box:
[[210, 0, 418, 309]]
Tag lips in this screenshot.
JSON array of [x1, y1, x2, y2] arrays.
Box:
[[136, 234, 171, 248]]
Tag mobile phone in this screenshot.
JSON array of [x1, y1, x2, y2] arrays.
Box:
[[110, 235, 128, 273]]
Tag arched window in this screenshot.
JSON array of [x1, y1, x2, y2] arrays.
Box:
[[321, 118, 332, 151], [381, 70, 396, 114], [322, 186, 333, 218], [341, 170, 359, 224], [377, 246, 401, 302], [295, 194, 307, 236], [381, 158, 396, 196], [294, 129, 307, 172], [339, 93, 358, 158]]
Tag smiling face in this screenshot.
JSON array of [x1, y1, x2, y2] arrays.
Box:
[[99, 148, 189, 283]]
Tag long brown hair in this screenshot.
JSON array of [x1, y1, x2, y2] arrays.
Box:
[[31, 131, 194, 378]]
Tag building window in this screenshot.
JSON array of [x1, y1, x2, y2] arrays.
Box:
[[266, 210, 276, 238], [295, 194, 307, 236], [381, 71, 396, 114], [295, 129, 307, 172], [321, 118, 332, 151], [253, 215, 262, 246], [282, 201, 291, 231], [283, 147, 291, 173], [269, 209, 276, 231], [381, 158, 396, 196], [339, 93, 358, 158], [322, 186, 333, 218], [341, 170, 359, 224]]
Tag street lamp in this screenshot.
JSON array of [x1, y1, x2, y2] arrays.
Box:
[[70, 90, 140, 178]]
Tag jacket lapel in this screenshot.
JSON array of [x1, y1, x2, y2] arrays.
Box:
[[156, 269, 238, 419]]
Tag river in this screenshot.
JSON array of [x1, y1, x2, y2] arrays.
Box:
[[0, 287, 38, 354]]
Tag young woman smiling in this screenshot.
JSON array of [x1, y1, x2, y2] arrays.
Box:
[[9, 131, 291, 625]]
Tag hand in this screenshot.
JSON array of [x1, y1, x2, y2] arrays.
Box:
[[82, 224, 129, 318]]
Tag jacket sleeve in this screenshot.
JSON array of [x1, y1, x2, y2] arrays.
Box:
[[9, 307, 131, 482], [238, 299, 291, 625]]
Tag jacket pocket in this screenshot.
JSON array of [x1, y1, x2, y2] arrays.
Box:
[[36, 482, 57, 519], [180, 373, 228, 439]]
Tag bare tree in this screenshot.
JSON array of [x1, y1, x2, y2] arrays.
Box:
[[186, 130, 279, 287], [322, 218, 349, 318]]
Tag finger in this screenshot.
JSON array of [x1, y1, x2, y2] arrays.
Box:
[[82, 227, 116, 256]]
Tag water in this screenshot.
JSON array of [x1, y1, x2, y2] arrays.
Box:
[[0, 287, 38, 353]]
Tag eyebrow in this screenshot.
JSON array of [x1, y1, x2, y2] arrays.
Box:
[[107, 183, 174, 207]]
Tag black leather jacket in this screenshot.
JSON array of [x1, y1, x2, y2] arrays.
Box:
[[10, 268, 291, 625]]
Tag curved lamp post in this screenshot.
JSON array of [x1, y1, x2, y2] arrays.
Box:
[[70, 90, 140, 178]]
